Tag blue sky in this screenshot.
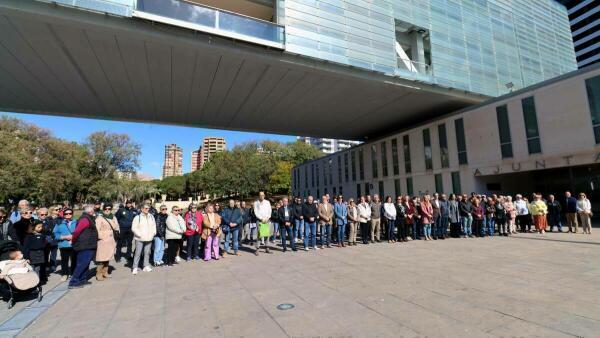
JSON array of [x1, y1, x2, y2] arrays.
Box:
[[1, 111, 294, 179]]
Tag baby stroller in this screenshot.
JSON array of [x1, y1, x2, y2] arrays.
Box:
[[0, 240, 42, 309]]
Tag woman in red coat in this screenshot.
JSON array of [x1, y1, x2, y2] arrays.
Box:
[[184, 203, 203, 261]]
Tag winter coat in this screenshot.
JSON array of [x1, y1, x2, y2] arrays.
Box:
[[54, 219, 77, 249], [115, 207, 138, 229], [22, 233, 46, 265], [155, 213, 168, 238], [166, 214, 186, 240], [202, 213, 222, 240], [131, 213, 156, 242], [95, 215, 118, 262], [184, 211, 203, 236]]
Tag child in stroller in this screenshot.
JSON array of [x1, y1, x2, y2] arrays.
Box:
[[0, 240, 42, 309]]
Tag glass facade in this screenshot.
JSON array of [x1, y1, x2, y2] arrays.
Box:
[[438, 123, 449, 168], [454, 118, 468, 165], [451, 171, 461, 194], [435, 173, 443, 193], [279, 0, 576, 96], [403, 135, 411, 173], [585, 75, 600, 144], [391, 138, 399, 175], [522, 97, 542, 154], [496, 105, 513, 158], [423, 128, 433, 170]]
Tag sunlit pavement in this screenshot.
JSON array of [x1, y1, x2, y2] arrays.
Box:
[[14, 231, 600, 337]]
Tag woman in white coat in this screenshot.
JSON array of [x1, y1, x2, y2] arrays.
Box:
[[131, 204, 156, 275], [165, 206, 186, 266]]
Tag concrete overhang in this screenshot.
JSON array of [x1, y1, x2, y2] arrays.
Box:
[[0, 0, 488, 140]]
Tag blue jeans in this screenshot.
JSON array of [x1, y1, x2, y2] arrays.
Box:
[[412, 220, 418, 239], [69, 249, 94, 287], [294, 219, 304, 240], [423, 223, 431, 237], [462, 214, 473, 236], [225, 227, 240, 254], [281, 224, 295, 251], [153, 237, 165, 263], [486, 217, 495, 236], [304, 221, 317, 248], [270, 222, 279, 242], [432, 215, 441, 238], [386, 219, 395, 240], [337, 223, 346, 244], [320, 224, 331, 246]]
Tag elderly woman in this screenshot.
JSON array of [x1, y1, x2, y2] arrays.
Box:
[[383, 196, 397, 243], [504, 196, 517, 234], [495, 196, 508, 236], [420, 195, 433, 241], [131, 204, 157, 275], [347, 199, 358, 246], [202, 204, 222, 261], [53, 208, 77, 281], [184, 203, 203, 261], [165, 206, 186, 266], [95, 203, 119, 281], [530, 194, 548, 234], [577, 192, 593, 234]]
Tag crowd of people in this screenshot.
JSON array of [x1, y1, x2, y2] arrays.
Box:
[[0, 190, 593, 291]]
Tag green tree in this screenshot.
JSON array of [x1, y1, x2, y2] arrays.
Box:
[[158, 175, 186, 199], [84, 131, 141, 179]]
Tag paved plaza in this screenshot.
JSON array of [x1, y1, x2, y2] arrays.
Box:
[[4, 231, 600, 337]]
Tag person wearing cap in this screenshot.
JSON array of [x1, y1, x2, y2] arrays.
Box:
[[115, 200, 138, 262], [95, 203, 119, 280]]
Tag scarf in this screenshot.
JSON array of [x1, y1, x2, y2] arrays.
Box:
[[104, 213, 114, 220]]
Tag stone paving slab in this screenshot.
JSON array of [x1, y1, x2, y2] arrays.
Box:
[[16, 231, 600, 337]]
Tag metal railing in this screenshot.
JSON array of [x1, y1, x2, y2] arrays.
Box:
[[134, 0, 285, 49], [396, 57, 433, 77]]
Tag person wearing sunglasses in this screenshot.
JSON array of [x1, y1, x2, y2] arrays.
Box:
[[54, 208, 77, 281], [10, 206, 35, 245], [131, 204, 157, 275], [165, 206, 186, 266], [184, 203, 203, 261], [153, 205, 168, 266], [115, 200, 138, 263], [95, 203, 119, 280]]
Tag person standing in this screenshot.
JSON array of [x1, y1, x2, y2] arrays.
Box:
[[495, 196, 508, 236], [222, 200, 243, 256], [270, 201, 281, 244], [448, 194, 461, 238], [22, 221, 47, 284], [165, 206, 185, 266], [530, 194, 548, 234], [0, 207, 11, 240], [564, 191, 579, 233], [253, 192, 272, 255], [39, 207, 61, 273], [358, 196, 372, 244], [504, 196, 517, 234], [69, 205, 98, 289], [438, 194, 449, 239], [347, 199, 358, 246], [383, 196, 397, 243], [153, 205, 168, 266], [115, 200, 138, 263], [485, 197, 496, 237], [302, 196, 318, 251], [403, 196, 415, 241], [184, 203, 203, 261], [514, 195, 530, 233], [131, 204, 157, 275], [420, 195, 433, 241], [95, 204, 118, 280], [577, 193, 593, 234], [394, 196, 406, 242], [431, 193, 441, 240], [54, 209, 77, 281], [459, 195, 473, 238], [9, 200, 30, 223], [318, 195, 334, 248], [202, 204, 222, 260], [278, 198, 295, 252], [240, 201, 250, 244], [370, 195, 382, 243], [334, 196, 348, 247], [293, 197, 304, 244], [546, 195, 562, 232], [472, 198, 485, 237], [10, 206, 34, 245]]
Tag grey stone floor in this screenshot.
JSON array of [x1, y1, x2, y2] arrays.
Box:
[[17, 232, 600, 337]]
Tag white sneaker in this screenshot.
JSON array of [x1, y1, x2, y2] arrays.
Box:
[[143, 266, 153, 272], [132, 268, 138, 275], [175, 256, 181, 263], [304, 247, 309, 251]]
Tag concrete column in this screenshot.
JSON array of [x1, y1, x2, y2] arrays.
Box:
[[409, 31, 425, 73]]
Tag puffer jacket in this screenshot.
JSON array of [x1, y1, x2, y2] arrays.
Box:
[[155, 213, 168, 238], [132, 213, 156, 242], [166, 214, 186, 240]]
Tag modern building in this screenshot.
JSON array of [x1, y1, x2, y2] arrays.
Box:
[[0, 0, 577, 139], [292, 64, 600, 212], [191, 148, 202, 172], [558, 0, 600, 68], [298, 137, 361, 154], [162, 144, 183, 178], [200, 137, 226, 169]]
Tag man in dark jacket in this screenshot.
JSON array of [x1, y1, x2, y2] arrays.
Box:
[[69, 205, 98, 289], [10, 207, 34, 245], [221, 200, 243, 256], [115, 200, 138, 262], [302, 196, 319, 250], [547, 194, 562, 232], [563, 191, 578, 233], [278, 198, 295, 252], [292, 197, 304, 243], [459, 195, 473, 237]]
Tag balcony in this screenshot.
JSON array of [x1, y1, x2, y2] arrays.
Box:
[[134, 0, 284, 49]]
